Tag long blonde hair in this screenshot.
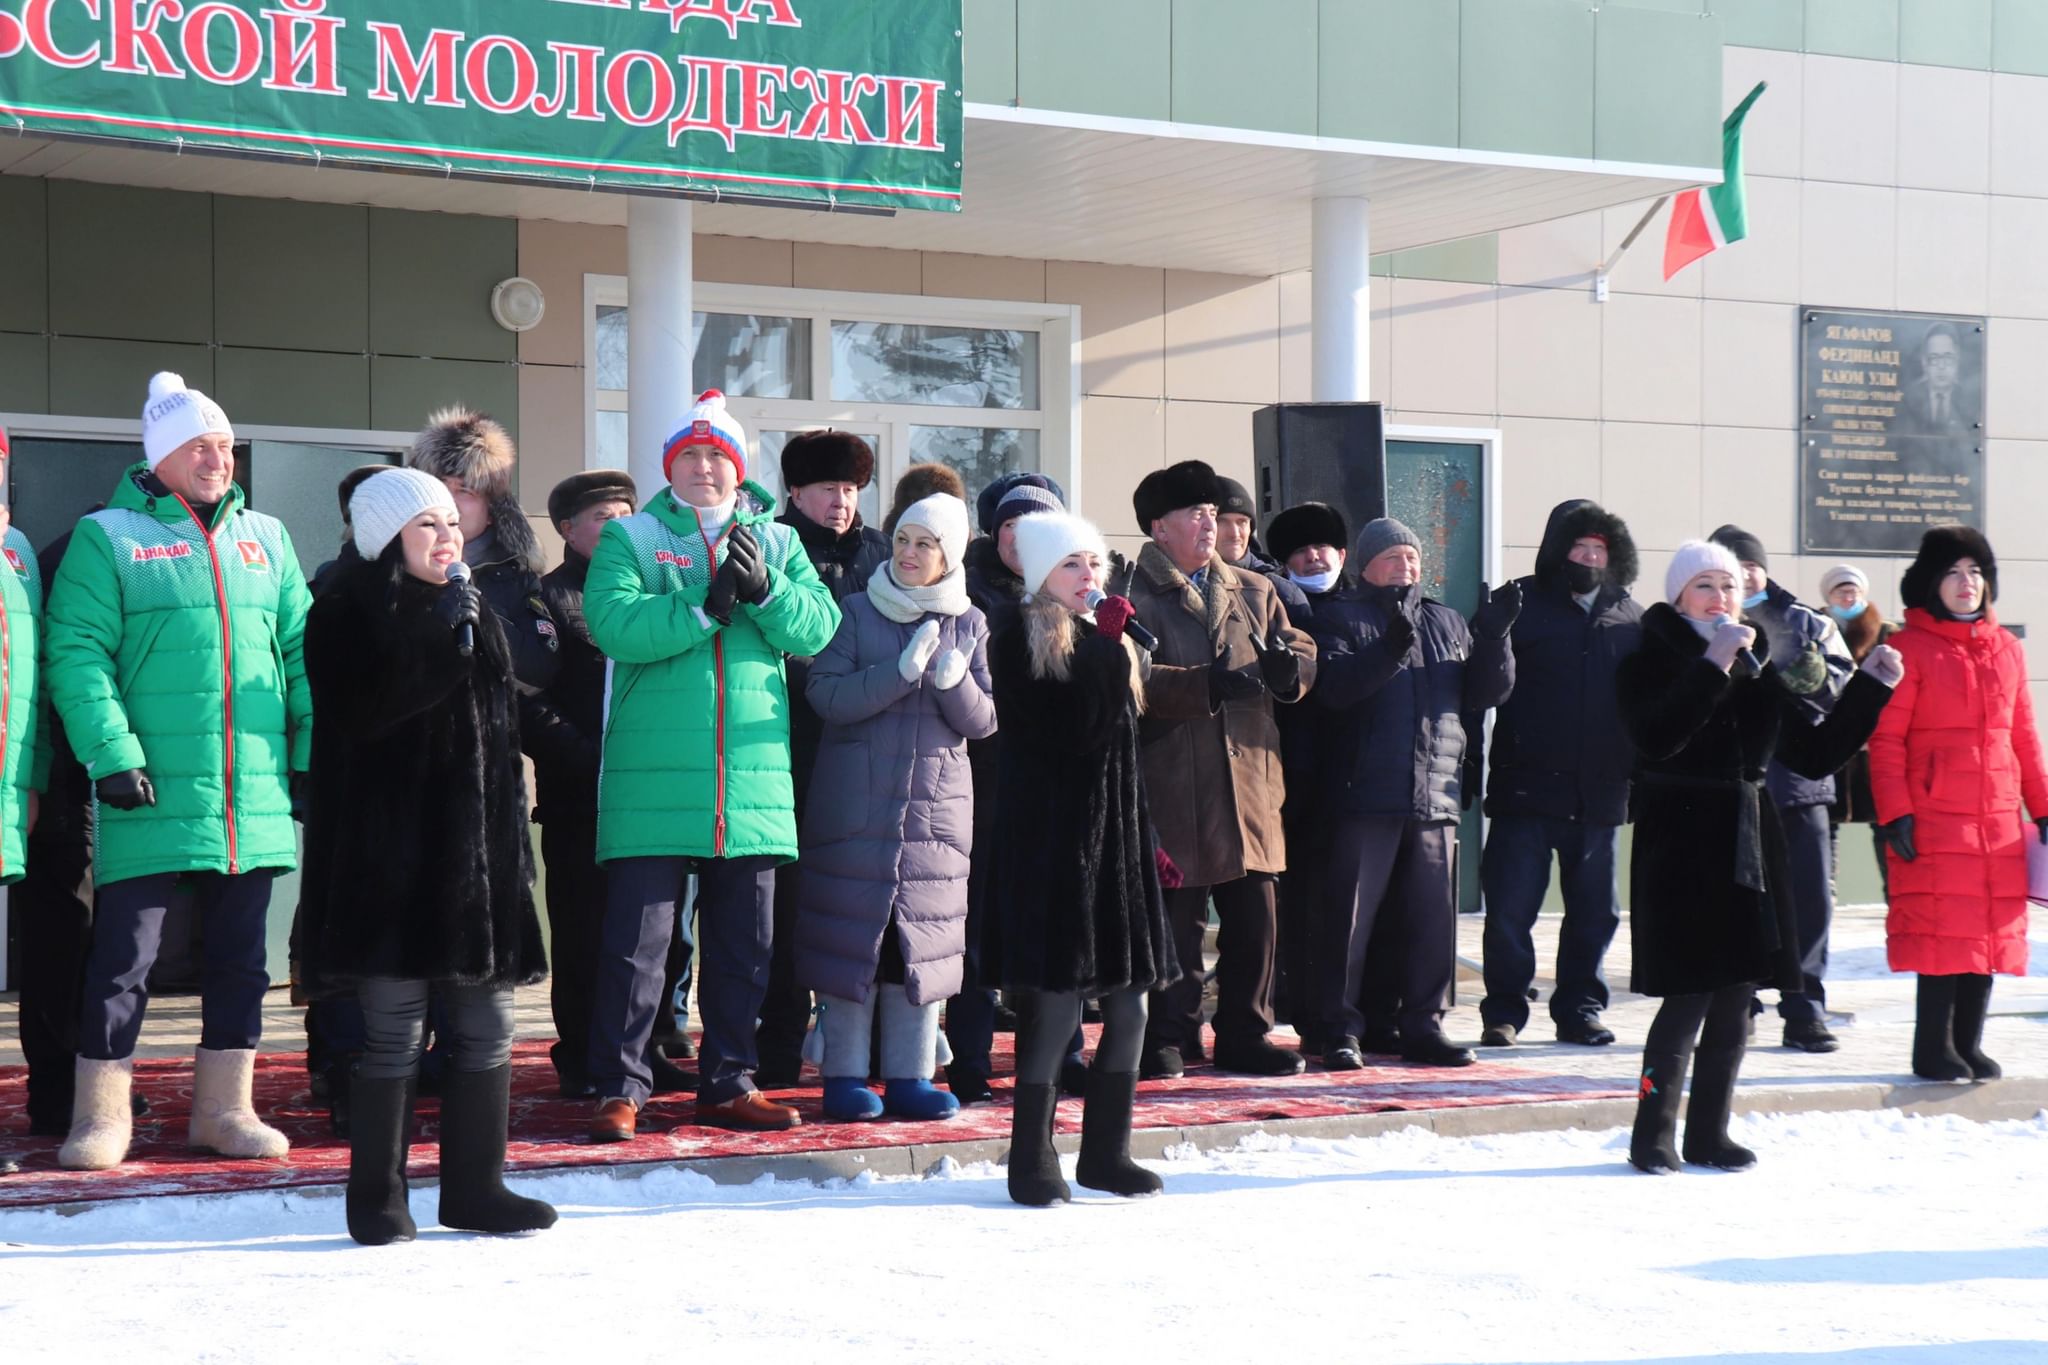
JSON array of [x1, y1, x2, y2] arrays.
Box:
[[1023, 598, 1146, 713]]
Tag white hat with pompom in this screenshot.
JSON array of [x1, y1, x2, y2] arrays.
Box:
[[140, 371, 233, 469]]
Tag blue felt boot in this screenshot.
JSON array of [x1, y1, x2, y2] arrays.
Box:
[[815, 994, 884, 1121], [879, 986, 958, 1119], [822, 1077, 884, 1121], [883, 1078, 960, 1121]]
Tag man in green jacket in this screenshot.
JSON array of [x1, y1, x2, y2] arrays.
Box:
[[44, 373, 313, 1171], [585, 390, 839, 1138]]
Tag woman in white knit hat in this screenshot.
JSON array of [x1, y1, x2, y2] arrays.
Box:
[[793, 492, 996, 1122], [1616, 541, 1902, 1174], [296, 468, 554, 1245], [984, 512, 1180, 1205]]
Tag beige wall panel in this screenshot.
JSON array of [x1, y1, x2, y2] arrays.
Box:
[[1896, 191, 1990, 316], [1602, 200, 1702, 299], [1991, 561, 2048, 670], [1698, 426, 1796, 556], [1988, 197, 2048, 319], [1500, 544, 1539, 581], [1986, 317, 2048, 439], [517, 364, 587, 519], [1990, 73, 2048, 199], [1724, 46, 1804, 181], [529, 514, 564, 573], [1802, 54, 1900, 188], [517, 219, 625, 368], [1498, 416, 1601, 548], [1702, 301, 1799, 430], [1497, 212, 1601, 289], [1385, 409, 1498, 428], [1163, 399, 1258, 489], [1278, 270, 1312, 403], [1600, 421, 1702, 552], [1497, 286, 1602, 419], [1048, 260, 1166, 400], [1076, 394, 1167, 540], [1702, 176, 1804, 304], [696, 235, 796, 287], [1387, 279, 1498, 417], [1800, 182, 1898, 310], [1986, 439, 2048, 553], [1601, 293, 1702, 427], [922, 252, 1047, 302], [794, 243, 922, 294], [1163, 271, 1281, 406], [1897, 63, 1993, 194]]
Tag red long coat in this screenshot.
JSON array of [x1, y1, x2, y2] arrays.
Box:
[[1868, 607, 2048, 976]]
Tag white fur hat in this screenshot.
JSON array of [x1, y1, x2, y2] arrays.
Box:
[[894, 492, 971, 574], [1665, 538, 1743, 606], [141, 372, 233, 469], [351, 467, 458, 560], [1014, 511, 1110, 598]]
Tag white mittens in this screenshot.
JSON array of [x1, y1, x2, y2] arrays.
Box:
[[932, 648, 968, 691], [899, 619, 942, 682], [1860, 642, 1905, 687]]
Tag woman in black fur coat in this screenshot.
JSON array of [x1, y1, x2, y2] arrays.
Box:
[[986, 511, 1178, 1206], [299, 468, 554, 1246], [1618, 541, 1899, 1175]]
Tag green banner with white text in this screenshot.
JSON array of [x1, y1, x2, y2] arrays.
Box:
[[0, 0, 963, 211]]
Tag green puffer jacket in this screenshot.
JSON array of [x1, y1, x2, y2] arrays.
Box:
[[44, 466, 313, 884], [0, 524, 48, 884], [587, 482, 839, 864]]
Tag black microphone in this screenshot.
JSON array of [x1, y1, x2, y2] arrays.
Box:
[[1713, 614, 1759, 678], [1084, 589, 1158, 652], [445, 559, 475, 658]]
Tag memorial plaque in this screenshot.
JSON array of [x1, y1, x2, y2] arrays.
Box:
[[1799, 307, 1985, 555]]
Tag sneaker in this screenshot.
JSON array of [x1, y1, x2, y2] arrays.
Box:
[[1555, 1016, 1617, 1047], [1479, 1022, 1519, 1048], [1782, 1018, 1840, 1053], [1323, 1037, 1364, 1071]]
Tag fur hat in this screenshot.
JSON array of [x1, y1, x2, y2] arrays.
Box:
[[141, 372, 233, 469], [781, 429, 875, 491], [404, 406, 542, 574], [1709, 523, 1769, 573], [1266, 502, 1349, 566], [351, 468, 458, 561], [336, 463, 389, 521], [1900, 525, 1997, 612], [1014, 511, 1109, 598], [977, 471, 1068, 535], [1355, 517, 1421, 567], [895, 493, 971, 576], [548, 469, 638, 529], [1819, 564, 1868, 600], [1133, 460, 1223, 533], [1665, 539, 1743, 606], [884, 462, 967, 536], [1535, 499, 1640, 590], [1215, 476, 1256, 527], [663, 389, 748, 484]]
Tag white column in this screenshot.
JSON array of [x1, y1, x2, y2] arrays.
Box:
[[627, 197, 695, 497], [1311, 196, 1372, 402]]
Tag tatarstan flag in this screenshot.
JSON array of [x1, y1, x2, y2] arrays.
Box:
[[1663, 81, 1767, 280]]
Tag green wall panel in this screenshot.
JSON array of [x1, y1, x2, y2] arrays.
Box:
[[0, 179, 48, 334], [368, 209, 518, 364], [1318, 0, 1459, 146], [215, 198, 369, 353], [962, 0, 1017, 105], [215, 349, 372, 430], [50, 337, 213, 419], [1993, 0, 2048, 75], [1806, 0, 1899, 60], [1172, 0, 1319, 134], [371, 357, 518, 441], [0, 333, 50, 415], [1713, 0, 1804, 50], [1608, 0, 1707, 10], [49, 183, 212, 345], [1461, 0, 1596, 159], [1902, 0, 1992, 67], [1387, 235, 1500, 284], [1596, 7, 1722, 167], [1017, 0, 1170, 121]]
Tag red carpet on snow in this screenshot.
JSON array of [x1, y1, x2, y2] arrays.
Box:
[[0, 1031, 1630, 1210]]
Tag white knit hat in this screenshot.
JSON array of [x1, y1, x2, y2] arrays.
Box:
[[351, 468, 459, 560], [1819, 564, 1868, 599], [894, 492, 970, 574], [141, 372, 233, 469], [1665, 539, 1743, 606], [1014, 511, 1110, 598]]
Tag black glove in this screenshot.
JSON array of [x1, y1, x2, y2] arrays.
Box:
[[97, 769, 156, 811], [1380, 611, 1417, 661], [1471, 580, 1522, 640], [433, 579, 482, 632], [725, 525, 770, 606], [290, 771, 309, 823], [1878, 815, 1918, 863], [1258, 640, 1302, 696], [1208, 651, 1265, 707], [703, 557, 739, 626]]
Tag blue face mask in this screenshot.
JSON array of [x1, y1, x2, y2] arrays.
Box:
[[1742, 589, 1769, 609], [1827, 600, 1868, 623], [1289, 568, 1340, 595]]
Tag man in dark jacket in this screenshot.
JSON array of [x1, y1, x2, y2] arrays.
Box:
[[1309, 517, 1518, 1068], [1215, 475, 1312, 628], [1709, 524, 1853, 1053], [1478, 500, 1643, 1049], [758, 430, 890, 1085]]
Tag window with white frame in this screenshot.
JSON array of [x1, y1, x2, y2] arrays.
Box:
[[584, 279, 1079, 520]]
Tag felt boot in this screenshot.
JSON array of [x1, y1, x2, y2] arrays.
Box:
[[1074, 1070, 1161, 1196], [189, 1048, 290, 1159], [1680, 1045, 1757, 1171], [1006, 1083, 1070, 1207], [346, 1075, 417, 1246], [816, 993, 884, 1121], [57, 1057, 134, 1171], [435, 1065, 556, 1235], [1912, 974, 1971, 1081], [879, 986, 957, 1120], [1952, 973, 2000, 1080], [1628, 1048, 1689, 1174]]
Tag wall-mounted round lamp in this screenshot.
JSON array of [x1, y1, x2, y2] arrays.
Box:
[[490, 277, 547, 333]]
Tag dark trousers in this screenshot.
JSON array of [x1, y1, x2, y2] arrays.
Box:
[[943, 884, 998, 1077], [755, 857, 809, 1071], [1478, 814, 1622, 1030], [1645, 983, 1752, 1057], [357, 977, 514, 1083], [1322, 818, 1456, 1044], [1274, 837, 1324, 1040], [14, 826, 93, 1127], [590, 855, 773, 1106], [1145, 875, 1278, 1054], [1776, 803, 1833, 1023], [79, 870, 275, 1061]]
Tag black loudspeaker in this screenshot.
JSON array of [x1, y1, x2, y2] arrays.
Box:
[[1251, 402, 1388, 548]]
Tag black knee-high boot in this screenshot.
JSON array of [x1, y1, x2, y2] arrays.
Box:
[[1629, 1048, 1690, 1174], [346, 1074, 416, 1247], [1075, 1070, 1162, 1196], [1951, 973, 2000, 1080], [1681, 1044, 1756, 1170], [1006, 1084, 1070, 1206], [436, 1065, 558, 1235], [1912, 974, 1970, 1081]]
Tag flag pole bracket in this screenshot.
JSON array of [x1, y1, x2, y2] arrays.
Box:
[[1591, 194, 1669, 303]]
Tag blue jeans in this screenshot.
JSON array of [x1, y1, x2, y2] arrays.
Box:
[[1479, 815, 1620, 1031]]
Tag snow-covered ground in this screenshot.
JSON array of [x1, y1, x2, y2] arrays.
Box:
[[4, 1111, 2046, 1364]]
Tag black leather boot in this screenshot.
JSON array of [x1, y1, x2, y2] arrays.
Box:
[[345, 1075, 416, 1246], [1951, 973, 2000, 1080], [1075, 1070, 1162, 1197], [435, 1065, 557, 1235], [1628, 1049, 1689, 1174], [1006, 1083, 1070, 1207], [1681, 1045, 1756, 1171], [1912, 974, 1970, 1081]]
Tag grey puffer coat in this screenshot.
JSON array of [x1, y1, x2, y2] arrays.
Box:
[[796, 592, 996, 1005]]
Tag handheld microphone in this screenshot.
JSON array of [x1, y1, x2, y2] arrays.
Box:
[[1084, 589, 1158, 652], [445, 560, 476, 658], [1713, 614, 1760, 678]]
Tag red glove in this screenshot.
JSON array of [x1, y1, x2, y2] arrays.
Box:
[[1094, 594, 1137, 641], [1154, 845, 1184, 890]]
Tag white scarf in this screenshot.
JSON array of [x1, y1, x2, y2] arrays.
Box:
[[867, 559, 970, 623]]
